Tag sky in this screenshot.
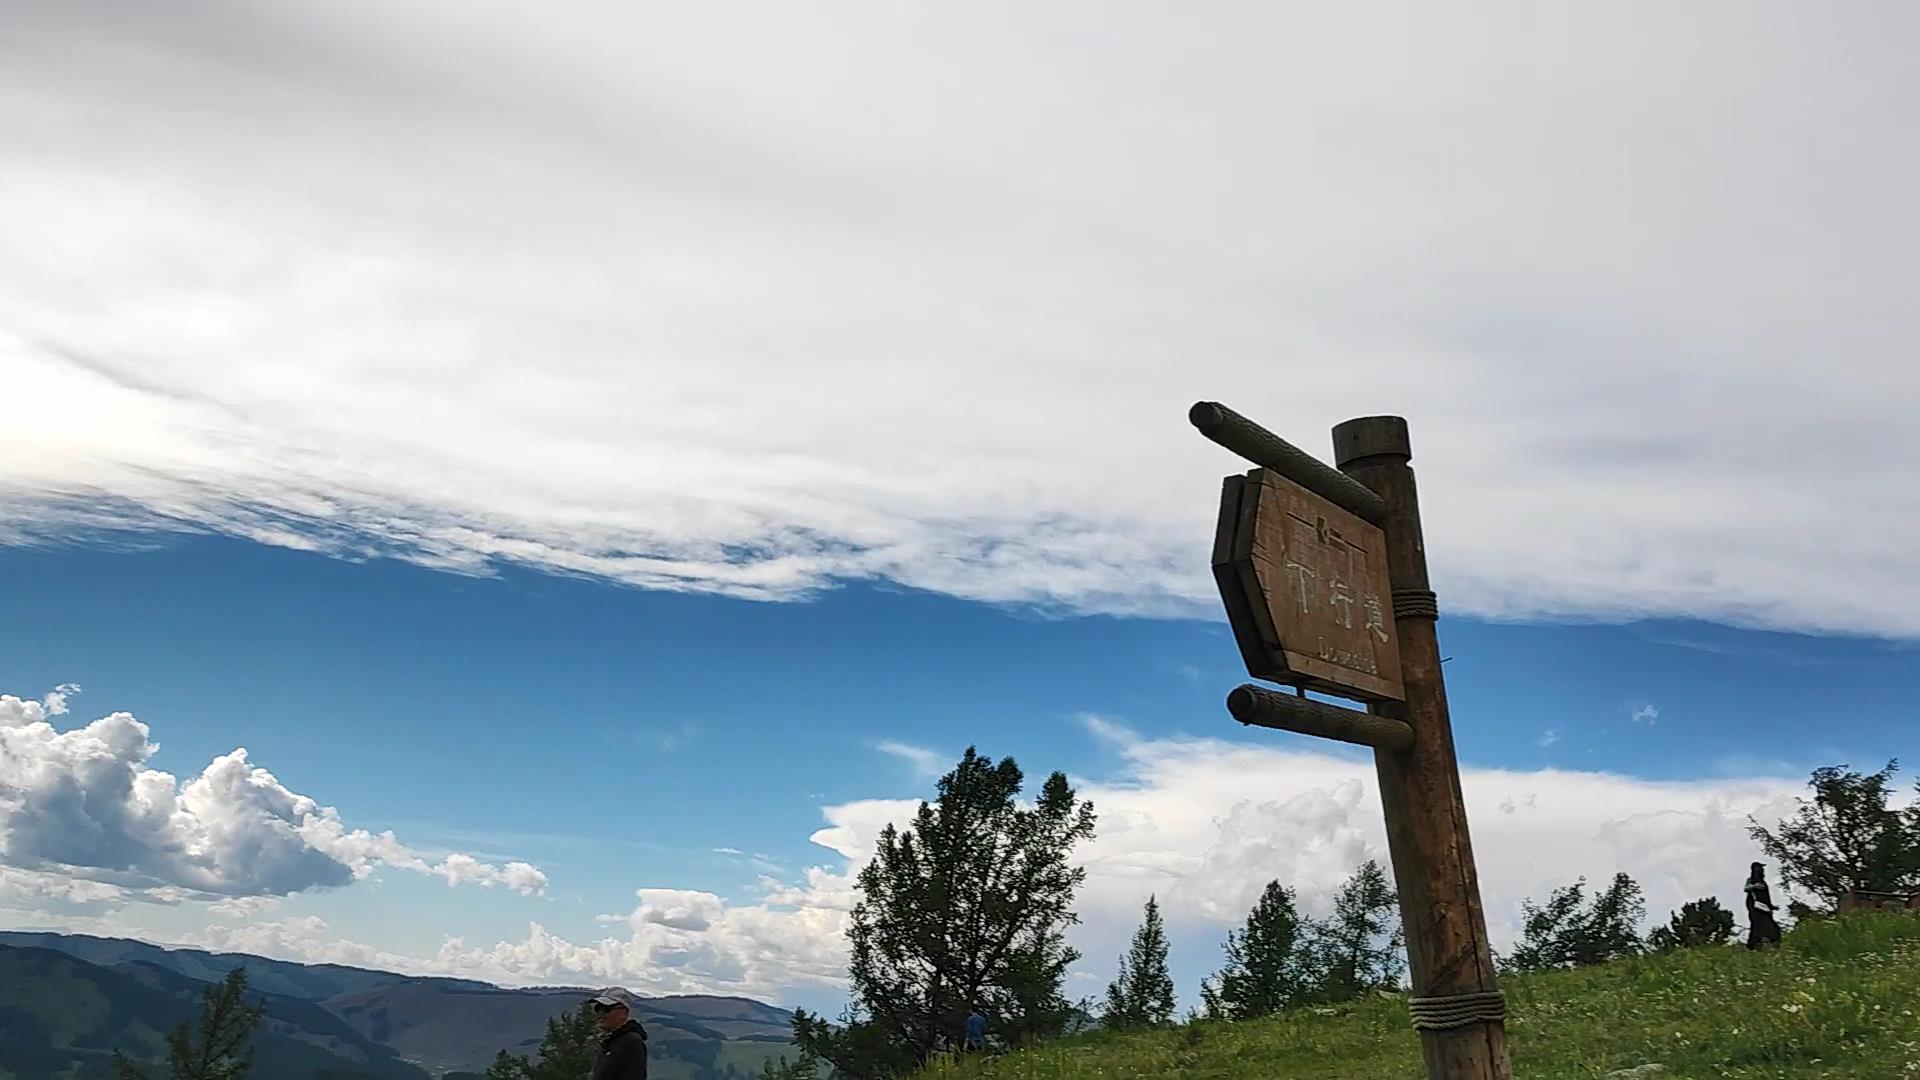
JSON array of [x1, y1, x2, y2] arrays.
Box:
[[1, 0, 1916, 1015]]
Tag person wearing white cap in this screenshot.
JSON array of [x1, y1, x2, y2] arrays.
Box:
[[585, 988, 648, 1078]]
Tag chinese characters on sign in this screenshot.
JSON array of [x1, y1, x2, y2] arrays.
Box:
[[1212, 468, 1405, 702]]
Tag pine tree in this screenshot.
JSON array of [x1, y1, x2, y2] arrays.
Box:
[[1305, 860, 1404, 1002], [792, 747, 1098, 1078], [1647, 896, 1736, 952], [1102, 895, 1175, 1029], [114, 968, 265, 1080], [526, 1005, 601, 1080], [483, 1049, 531, 1080], [1201, 881, 1311, 1020]]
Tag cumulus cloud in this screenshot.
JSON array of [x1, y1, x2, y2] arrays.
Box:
[[1632, 705, 1660, 725], [0, 2, 1915, 634], [1067, 728, 1805, 953], [0, 689, 546, 902], [162, 728, 1809, 1003]]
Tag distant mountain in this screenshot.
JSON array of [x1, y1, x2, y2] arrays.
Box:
[[324, 982, 797, 1078], [0, 931, 491, 1001], [0, 932, 804, 1079], [0, 944, 430, 1080]]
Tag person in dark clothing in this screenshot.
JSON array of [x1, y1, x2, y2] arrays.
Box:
[[587, 988, 648, 1079], [1745, 861, 1783, 950], [963, 1008, 987, 1053]]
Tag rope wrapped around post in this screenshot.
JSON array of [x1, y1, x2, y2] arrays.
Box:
[[1407, 989, 1506, 1031], [1391, 588, 1439, 621]]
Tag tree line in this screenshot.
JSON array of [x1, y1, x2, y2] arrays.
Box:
[[782, 751, 1920, 1079], [108, 754, 1919, 1080]]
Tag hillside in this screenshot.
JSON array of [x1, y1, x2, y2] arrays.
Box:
[[324, 981, 796, 1077], [0, 932, 802, 1079], [0, 932, 489, 1002], [926, 912, 1920, 1080], [0, 945, 429, 1080]]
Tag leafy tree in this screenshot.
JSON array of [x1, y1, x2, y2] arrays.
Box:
[[1102, 895, 1175, 1029], [1748, 761, 1920, 909], [1200, 880, 1312, 1020], [1304, 860, 1404, 1002], [1647, 897, 1737, 952], [114, 968, 266, 1080], [792, 747, 1098, 1078], [1504, 873, 1645, 972], [759, 1053, 821, 1079]]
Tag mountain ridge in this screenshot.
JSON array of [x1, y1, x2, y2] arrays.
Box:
[[0, 932, 802, 1079]]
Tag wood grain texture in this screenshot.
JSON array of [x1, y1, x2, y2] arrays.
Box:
[[1335, 416, 1512, 1080]]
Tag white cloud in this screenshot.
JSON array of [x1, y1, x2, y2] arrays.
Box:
[[637, 722, 700, 753], [1537, 729, 1561, 749], [0, 686, 1827, 1003], [1632, 705, 1660, 725], [0, 865, 129, 916], [0, 3, 1915, 634], [183, 728, 1813, 1004], [41, 684, 80, 716], [1067, 728, 1805, 953], [0, 688, 546, 901], [186, 916, 433, 976], [206, 895, 283, 920], [873, 740, 946, 780]]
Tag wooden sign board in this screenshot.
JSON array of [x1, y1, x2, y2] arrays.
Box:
[[1213, 468, 1405, 702]]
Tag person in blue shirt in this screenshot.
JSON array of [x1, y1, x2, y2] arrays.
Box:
[[963, 1008, 987, 1053]]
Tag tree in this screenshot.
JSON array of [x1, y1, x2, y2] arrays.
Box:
[[528, 1005, 600, 1080], [792, 747, 1098, 1078], [1304, 860, 1404, 1002], [114, 968, 266, 1080], [483, 1050, 531, 1080], [1504, 873, 1645, 972], [1103, 895, 1175, 1029], [1647, 897, 1737, 952], [1748, 761, 1920, 909], [1200, 880, 1311, 1020], [759, 1054, 821, 1079], [482, 1005, 599, 1080]]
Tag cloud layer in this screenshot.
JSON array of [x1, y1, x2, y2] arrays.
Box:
[[0, 688, 545, 903], [80, 723, 1813, 1005], [1, 2, 1917, 633]]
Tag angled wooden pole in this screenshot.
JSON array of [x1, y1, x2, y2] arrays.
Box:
[[1334, 416, 1512, 1080], [1226, 684, 1414, 752]]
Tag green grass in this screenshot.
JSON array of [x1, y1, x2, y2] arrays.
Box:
[[925, 913, 1920, 1079]]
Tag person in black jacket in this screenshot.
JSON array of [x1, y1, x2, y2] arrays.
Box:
[[1745, 861, 1783, 950], [586, 988, 648, 1079]]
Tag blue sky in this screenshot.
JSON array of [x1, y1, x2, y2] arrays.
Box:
[[4, 533, 1913, 1010], [1, 0, 1916, 1017]]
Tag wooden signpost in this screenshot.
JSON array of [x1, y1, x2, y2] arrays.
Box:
[[1192, 401, 1512, 1080]]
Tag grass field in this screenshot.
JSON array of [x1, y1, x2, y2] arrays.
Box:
[[924, 913, 1920, 1079]]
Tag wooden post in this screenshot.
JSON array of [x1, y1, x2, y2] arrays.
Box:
[[1333, 416, 1512, 1080], [1226, 684, 1415, 752]]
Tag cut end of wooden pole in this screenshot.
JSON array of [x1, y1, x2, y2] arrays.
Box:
[[1226, 684, 1260, 724], [1188, 400, 1226, 435], [1332, 415, 1412, 467]]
